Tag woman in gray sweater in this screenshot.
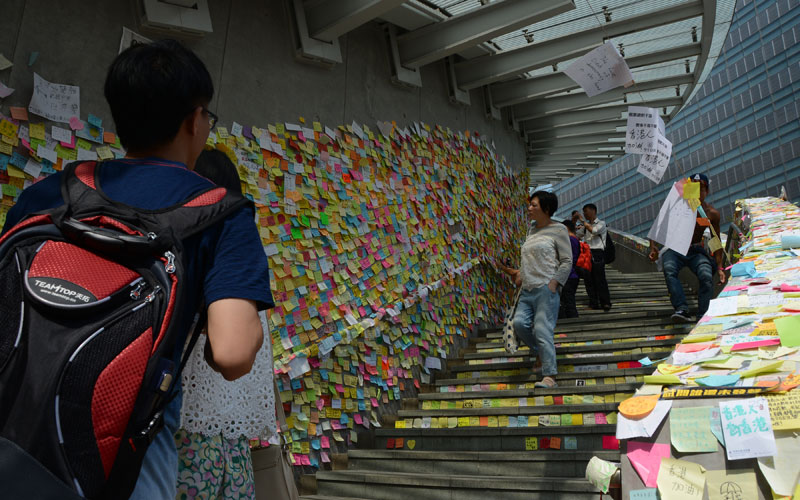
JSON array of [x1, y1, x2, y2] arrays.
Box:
[[500, 191, 572, 388]]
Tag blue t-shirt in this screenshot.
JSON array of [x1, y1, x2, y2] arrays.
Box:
[[2, 157, 273, 498]]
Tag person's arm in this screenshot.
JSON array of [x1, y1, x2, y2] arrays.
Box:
[[205, 298, 263, 380], [709, 209, 726, 284], [648, 239, 660, 262], [550, 227, 573, 291]]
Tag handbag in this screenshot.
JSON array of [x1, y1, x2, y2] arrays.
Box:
[[252, 380, 300, 500], [502, 286, 523, 354]]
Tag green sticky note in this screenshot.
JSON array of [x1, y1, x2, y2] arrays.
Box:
[[642, 374, 681, 385], [2, 184, 18, 196], [291, 228, 302, 239], [776, 315, 800, 347], [320, 213, 329, 225], [669, 406, 718, 453], [300, 215, 310, 227]]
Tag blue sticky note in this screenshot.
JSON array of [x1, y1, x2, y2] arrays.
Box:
[[10, 152, 27, 168], [28, 51, 38, 66], [87, 114, 102, 128], [695, 374, 740, 387], [638, 357, 653, 366], [630, 489, 657, 500]]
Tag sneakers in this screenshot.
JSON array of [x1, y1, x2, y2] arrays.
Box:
[[671, 310, 693, 323], [534, 376, 557, 388]]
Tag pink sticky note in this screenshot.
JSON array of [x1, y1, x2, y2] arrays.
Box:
[[731, 338, 781, 351], [675, 341, 715, 353], [627, 441, 671, 487], [69, 116, 84, 130], [321, 451, 331, 463], [320, 436, 330, 449], [724, 285, 748, 291], [300, 455, 311, 466], [316, 398, 324, 410], [780, 284, 800, 292], [353, 414, 363, 425], [595, 413, 608, 425]]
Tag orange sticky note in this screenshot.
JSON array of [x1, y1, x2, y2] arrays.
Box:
[[103, 131, 116, 144], [619, 395, 659, 420], [9, 107, 28, 121]]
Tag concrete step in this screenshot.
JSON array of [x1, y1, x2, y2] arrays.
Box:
[[418, 381, 639, 401], [434, 366, 654, 387], [473, 329, 688, 352], [345, 449, 619, 477], [399, 401, 619, 418], [373, 424, 619, 452], [315, 470, 610, 500], [445, 351, 673, 376], [300, 496, 371, 500], [467, 337, 680, 359]]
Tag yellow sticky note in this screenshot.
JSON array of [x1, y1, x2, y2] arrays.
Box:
[[657, 458, 705, 500], [658, 364, 691, 375], [706, 470, 757, 500], [643, 374, 682, 385], [525, 437, 538, 450], [683, 180, 700, 200], [29, 123, 45, 140], [739, 360, 783, 378], [766, 392, 800, 430]]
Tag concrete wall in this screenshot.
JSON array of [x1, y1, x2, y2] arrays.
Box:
[[0, 0, 525, 170]]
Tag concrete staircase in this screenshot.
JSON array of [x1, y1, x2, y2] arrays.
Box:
[[300, 269, 693, 499]]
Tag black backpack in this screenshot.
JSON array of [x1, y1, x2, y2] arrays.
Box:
[[0, 161, 249, 499], [604, 230, 616, 264]]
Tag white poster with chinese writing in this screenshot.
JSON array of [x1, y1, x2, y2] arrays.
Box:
[[637, 133, 672, 183], [646, 182, 696, 256], [562, 42, 634, 97], [719, 397, 777, 460], [625, 106, 664, 154], [28, 73, 80, 124]]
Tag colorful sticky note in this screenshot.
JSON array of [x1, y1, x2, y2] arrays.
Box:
[[776, 315, 800, 347], [656, 458, 705, 500], [705, 469, 757, 500], [627, 441, 670, 487], [669, 406, 717, 452]]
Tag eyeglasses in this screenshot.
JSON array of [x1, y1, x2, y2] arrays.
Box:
[[203, 107, 218, 129]]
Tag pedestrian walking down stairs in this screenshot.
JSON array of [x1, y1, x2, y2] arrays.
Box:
[[299, 268, 696, 500]]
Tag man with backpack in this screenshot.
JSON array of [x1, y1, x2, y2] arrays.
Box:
[[577, 203, 612, 311], [0, 40, 272, 499]]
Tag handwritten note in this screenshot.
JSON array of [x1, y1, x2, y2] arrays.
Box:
[[28, 73, 80, 124], [656, 457, 705, 500], [705, 469, 757, 500], [637, 133, 672, 184], [562, 42, 634, 97], [669, 406, 718, 452], [766, 392, 800, 430], [719, 397, 777, 460], [629, 489, 657, 500], [625, 106, 664, 155], [647, 182, 697, 256]]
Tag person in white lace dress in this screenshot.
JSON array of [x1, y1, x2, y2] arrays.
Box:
[[175, 149, 277, 499]]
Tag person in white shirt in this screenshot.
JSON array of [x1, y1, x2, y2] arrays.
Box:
[[577, 203, 612, 311]]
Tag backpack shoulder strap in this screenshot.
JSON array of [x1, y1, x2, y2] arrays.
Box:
[[54, 161, 251, 256]]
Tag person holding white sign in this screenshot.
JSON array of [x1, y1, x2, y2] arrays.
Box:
[[648, 174, 726, 322]]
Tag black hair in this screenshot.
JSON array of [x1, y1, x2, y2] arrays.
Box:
[[583, 203, 597, 213], [571, 210, 580, 216], [530, 190, 558, 217], [562, 219, 576, 233], [193, 149, 243, 194], [104, 39, 213, 152]]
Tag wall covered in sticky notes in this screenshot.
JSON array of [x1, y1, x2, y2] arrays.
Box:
[[0, 111, 528, 471]]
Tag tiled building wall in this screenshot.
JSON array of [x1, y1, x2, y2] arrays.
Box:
[[554, 0, 800, 237]]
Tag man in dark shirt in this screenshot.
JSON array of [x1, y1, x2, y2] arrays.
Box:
[[648, 173, 726, 322], [2, 40, 272, 499]]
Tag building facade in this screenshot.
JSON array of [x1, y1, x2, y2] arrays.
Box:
[[555, 0, 800, 236]]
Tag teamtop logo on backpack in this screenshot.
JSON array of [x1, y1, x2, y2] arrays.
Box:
[[0, 161, 249, 499]]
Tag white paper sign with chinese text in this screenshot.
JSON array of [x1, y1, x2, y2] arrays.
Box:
[[719, 397, 777, 460], [625, 106, 666, 154], [647, 182, 696, 256], [637, 133, 672, 183], [28, 73, 80, 124], [563, 42, 634, 97]]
